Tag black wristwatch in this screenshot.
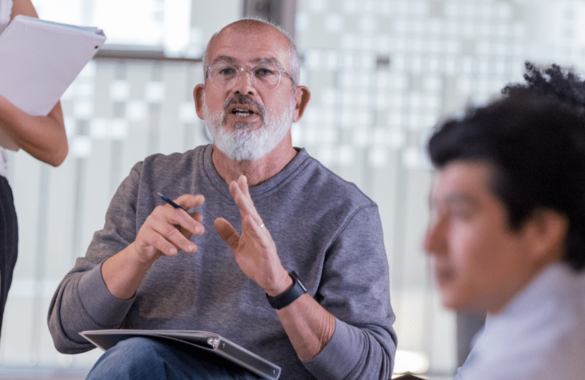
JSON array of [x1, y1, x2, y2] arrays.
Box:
[[266, 271, 307, 310]]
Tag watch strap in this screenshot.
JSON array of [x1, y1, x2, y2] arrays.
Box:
[[266, 271, 307, 310]]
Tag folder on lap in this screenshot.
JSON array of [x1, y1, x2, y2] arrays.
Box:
[[81, 329, 282, 380], [0, 15, 106, 150]]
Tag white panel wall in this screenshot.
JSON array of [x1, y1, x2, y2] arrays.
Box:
[[1, 0, 584, 378]]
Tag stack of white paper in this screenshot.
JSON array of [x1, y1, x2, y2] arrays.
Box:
[[0, 15, 106, 150]]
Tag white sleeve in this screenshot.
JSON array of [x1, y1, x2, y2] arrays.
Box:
[[0, 0, 13, 34]]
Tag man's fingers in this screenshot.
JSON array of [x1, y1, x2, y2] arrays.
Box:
[[148, 234, 179, 256], [242, 215, 270, 248], [157, 194, 205, 236], [238, 175, 251, 198], [229, 181, 263, 226], [135, 196, 204, 261], [174, 194, 205, 210], [190, 212, 203, 223], [214, 218, 240, 251], [151, 218, 197, 254], [177, 212, 203, 238], [162, 207, 205, 236]]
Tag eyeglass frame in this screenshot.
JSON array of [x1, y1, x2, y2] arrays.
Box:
[[205, 63, 296, 91]]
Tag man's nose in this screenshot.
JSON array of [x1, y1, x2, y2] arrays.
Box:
[[233, 70, 255, 95], [423, 218, 446, 257]]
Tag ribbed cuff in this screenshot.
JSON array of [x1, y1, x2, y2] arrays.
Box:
[[302, 318, 361, 379], [77, 264, 135, 327]]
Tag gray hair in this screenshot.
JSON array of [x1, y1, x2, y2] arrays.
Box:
[[202, 18, 300, 88]]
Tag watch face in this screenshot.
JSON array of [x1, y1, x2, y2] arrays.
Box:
[[291, 271, 308, 293], [299, 283, 307, 292], [297, 279, 307, 293]]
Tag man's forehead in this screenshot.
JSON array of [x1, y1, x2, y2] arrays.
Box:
[[212, 55, 284, 68], [432, 161, 494, 204], [209, 24, 290, 65], [433, 192, 478, 209]]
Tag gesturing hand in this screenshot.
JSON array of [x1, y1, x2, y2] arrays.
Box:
[[214, 176, 292, 296], [131, 194, 206, 265]]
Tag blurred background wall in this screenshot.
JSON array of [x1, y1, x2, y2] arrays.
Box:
[[1, 0, 583, 378]]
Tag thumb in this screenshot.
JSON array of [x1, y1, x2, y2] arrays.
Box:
[[214, 218, 240, 251]]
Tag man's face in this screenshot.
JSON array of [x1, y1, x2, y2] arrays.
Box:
[[195, 25, 301, 161], [424, 161, 536, 314]]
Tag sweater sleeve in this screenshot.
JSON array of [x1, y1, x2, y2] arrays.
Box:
[[47, 162, 142, 353], [302, 205, 397, 380]]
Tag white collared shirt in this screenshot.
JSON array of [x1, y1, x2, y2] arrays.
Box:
[[0, 0, 11, 34], [0, 0, 12, 178], [0, 0, 13, 179], [455, 262, 585, 380]]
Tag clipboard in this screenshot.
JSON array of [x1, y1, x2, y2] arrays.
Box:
[[0, 15, 106, 150], [81, 329, 281, 380]]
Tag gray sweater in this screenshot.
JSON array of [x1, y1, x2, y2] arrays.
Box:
[[48, 144, 397, 379]]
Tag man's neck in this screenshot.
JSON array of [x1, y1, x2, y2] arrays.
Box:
[[486, 258, 560, 316], [211, 135, 298, 187]]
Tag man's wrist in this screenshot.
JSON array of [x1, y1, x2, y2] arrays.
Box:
[[127, 242, 158, 268], [265, 270, 294, 297], [266, 271, 308, 310]]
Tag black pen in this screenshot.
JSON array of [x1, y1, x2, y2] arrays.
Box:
[[157, 192, 186, 211]]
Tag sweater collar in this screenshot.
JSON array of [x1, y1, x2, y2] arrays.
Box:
[[202, 144, 311, 201]]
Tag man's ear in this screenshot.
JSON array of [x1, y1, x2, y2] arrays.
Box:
[[523, 209, 568, 263], [194, 84, 205, 120], [292, 86, 311, 123]]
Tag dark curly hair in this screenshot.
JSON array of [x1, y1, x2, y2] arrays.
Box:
[[503, 62, 585, 109], [427, 63, 585, 271]]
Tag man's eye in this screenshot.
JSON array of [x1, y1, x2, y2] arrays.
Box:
[[451, 209, 472, 220], [254, 68, 275, 77], [218, 67, 237, 76]]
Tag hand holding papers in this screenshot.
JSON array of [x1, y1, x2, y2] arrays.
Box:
[[0, 15, 106, 150]]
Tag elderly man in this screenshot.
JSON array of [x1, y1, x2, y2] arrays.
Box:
[[424, 64, 585, 380], [48, 19, 397, 380]]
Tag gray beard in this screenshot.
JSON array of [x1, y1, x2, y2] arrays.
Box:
[[202, 96, 295, 161]]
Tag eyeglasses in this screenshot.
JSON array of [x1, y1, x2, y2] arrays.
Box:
[[206, 64, 293, 91]]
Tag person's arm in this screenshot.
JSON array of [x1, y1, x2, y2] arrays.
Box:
[[48, 162, 205, 352], [10, 0, 38, 18], [0, 0, 68, 167], [215, 176, 335, 359], [48, 164, 142, 352], [215, 176, 397, 379], [101, 193, 205, 300], [302, 211, 397, 380], [0, 97, 67, 166], [274, 293, 336, 361]]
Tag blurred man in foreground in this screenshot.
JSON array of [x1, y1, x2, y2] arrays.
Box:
[[424, 64, 585, 379]]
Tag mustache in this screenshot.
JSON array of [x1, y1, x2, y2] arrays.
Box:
[[223, 93, 266, 118]]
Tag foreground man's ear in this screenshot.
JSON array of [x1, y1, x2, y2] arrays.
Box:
[[194, 84, 205, 120], [292, 86, 311, 123], [523, 209, 568, 263]]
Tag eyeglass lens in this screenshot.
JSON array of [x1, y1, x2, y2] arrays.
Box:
[[209, 66, 282, 91]]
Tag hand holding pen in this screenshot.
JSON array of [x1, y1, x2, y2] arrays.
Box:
[[157, 192, 185, 210], [130, 193, 205, 265]]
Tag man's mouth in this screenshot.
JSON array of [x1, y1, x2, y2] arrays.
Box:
[[434, 263, 456, 285], [223, 93, 266, 121], [231, 108, 255, 117]]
